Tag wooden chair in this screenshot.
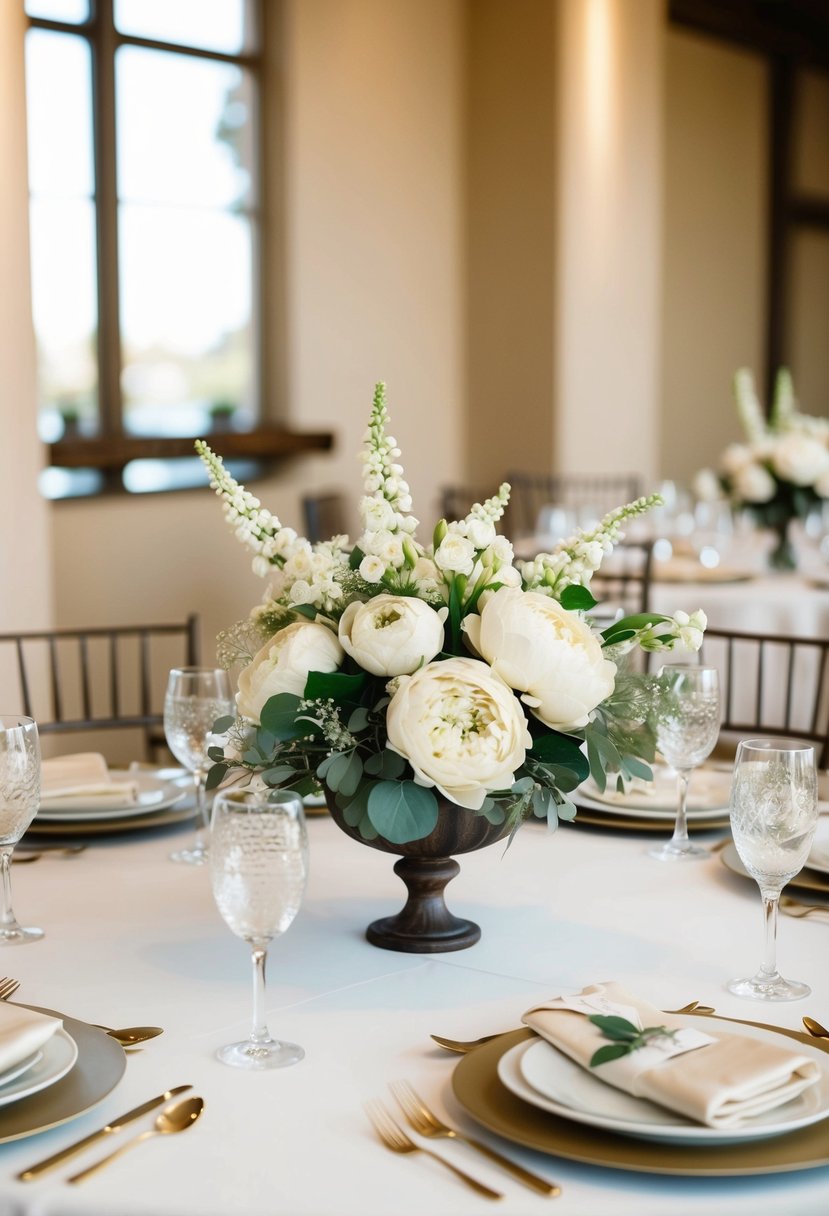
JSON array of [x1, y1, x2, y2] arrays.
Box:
[[302, 493, 349, 543], [700, 626, 829, 768], [506, 472, 643, 537], [590, 540, 654, 616], [0, 616, 199, 759]]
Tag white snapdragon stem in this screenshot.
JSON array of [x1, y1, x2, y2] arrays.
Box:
[[733, 369, 767, 443], [519, 494, 662, 599]]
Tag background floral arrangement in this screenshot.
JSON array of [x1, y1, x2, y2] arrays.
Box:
[[197, 384, 705, 845], [694, 368, 829, 527]]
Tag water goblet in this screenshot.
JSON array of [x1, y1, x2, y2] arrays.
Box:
[[0, 716, 43, 944], [163, 667, 235, 865], [210, 789, 308, 1069], [649, 665, 720, 861], [727, 738, 819, 1001]]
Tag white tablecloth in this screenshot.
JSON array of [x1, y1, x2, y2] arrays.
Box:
[[0, 807, 827, 1216], [651, 571, 829, 639]]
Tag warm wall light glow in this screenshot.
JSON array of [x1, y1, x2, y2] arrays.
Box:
[[585, 0, 615, 176]]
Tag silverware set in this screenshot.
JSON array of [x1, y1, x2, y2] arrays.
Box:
[[17, 1086, 202, 1183], [780, 894, 829, 920], [366, 1080, 560, 1199]]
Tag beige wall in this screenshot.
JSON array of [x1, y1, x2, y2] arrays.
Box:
[[465, 0, 556, 488], [49, 0, 465, 655], [660, 28, 768, 483], [0, 1, 52, 633], [553, 0, 664, 488]]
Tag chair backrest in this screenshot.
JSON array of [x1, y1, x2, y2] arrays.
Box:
[[302, 493, 348, 544], [700, 626, 829, 768], [506, 472, 643, 537], [0, 617, 199, 743], [590, 541, 654, 615]]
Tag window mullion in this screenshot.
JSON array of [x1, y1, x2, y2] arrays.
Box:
[[92, 0, 123, 439]]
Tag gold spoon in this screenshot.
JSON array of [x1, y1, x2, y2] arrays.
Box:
[[92, 1025, 164, 1047], [67, 1096, 204, 1184], [803, 1016, 829, 1039]]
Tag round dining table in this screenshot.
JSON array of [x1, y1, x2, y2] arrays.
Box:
[[0, 796, 826, 1216]]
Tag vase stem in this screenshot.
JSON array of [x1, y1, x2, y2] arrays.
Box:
[[768, 521, 796, 571], [365, 856, 481, 953]]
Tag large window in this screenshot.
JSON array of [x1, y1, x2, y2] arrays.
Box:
[[24, 0, 263, 494]]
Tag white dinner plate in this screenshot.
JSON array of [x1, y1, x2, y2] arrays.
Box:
[[498, 1028, 829, 1146], [0, 1051, 43, 1091], [37, 771, 186, 822], [580, 766, 732, 816], [0, 1029, 78, 1108]]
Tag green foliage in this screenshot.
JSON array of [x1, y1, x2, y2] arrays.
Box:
[[260, 693, 304, 740], [366, 781, 440, 844], [560, 584, 598, 612], [588, 1015, 677, 1068]]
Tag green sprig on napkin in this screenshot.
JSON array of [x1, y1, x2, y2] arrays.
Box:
[[588, 1015, 677, 1067]]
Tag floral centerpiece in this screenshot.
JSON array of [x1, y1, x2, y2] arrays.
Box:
[[694, 368, 829, 570], [197, 384, 705, 951]]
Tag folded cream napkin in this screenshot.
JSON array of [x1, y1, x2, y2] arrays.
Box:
[[40, 753, 138, 810], [0, 1002, 63, 1076], [522, 982, 820, 1129]]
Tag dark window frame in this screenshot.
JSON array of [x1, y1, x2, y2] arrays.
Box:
[[26, 0, 332, 491]]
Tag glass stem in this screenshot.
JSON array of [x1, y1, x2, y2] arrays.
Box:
[[670, 770, 692, 846], [0, 848, 17, 928], [250, 941, 272, 1045], [193, 769, 208, 851], [760, 889, 781, 979]]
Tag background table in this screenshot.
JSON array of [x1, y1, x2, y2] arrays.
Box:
[[0, 809, 827, 1215]]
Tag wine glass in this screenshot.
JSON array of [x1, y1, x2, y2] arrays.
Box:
[[0, 716, 43, 944], [728, 738, 819, 1001], [210, 789, 308, 1069], [164, 667, 235, 865], [649, 666, 720, 861]]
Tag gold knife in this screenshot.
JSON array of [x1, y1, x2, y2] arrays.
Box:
[[17, 1085, 193, 1180]]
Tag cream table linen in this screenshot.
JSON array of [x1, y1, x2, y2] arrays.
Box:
[[0, 812, 827, 1216]]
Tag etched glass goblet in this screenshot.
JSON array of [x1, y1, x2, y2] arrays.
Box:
[[210, 789, 308, 1069], [728, 739, 818, 1001], [649, 665, 720, 861], [164, 667, 235, 865], [0, 716, 43, 944]]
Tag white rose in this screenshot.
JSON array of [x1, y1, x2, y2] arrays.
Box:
[[466, 519, 497, 550], [772, 434, 829, 486], [692, 468, 721, 503], [359, 554, 387, 582], [338, 595, 448, 677], [732, 462, 776, 504], [236, 622, 344, 723], [463, 587, 616, 731], [720, 443, 753, 475], [386, 657, 531, 810], [434, 534, 475, 575]]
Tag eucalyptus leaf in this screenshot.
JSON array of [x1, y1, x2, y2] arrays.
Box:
[[260, 693, 304, 740], [256, 728, 277, 755], [557, 798, 578, 822], [325, 752, 353, 793], [205, 763, 228, 791], [367, 781, 439, 844], [364, 749, 406, 779], [261, 765, 297, 787], [348, 707, 370, 733], [338, 751, 364, 798], [212, 715, 236, 734]]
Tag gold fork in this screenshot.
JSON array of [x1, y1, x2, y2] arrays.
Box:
[[0, 978, 20, 1001], [390, 1080, 559, 1196], [780, 895, 829, 920], [364, 1100, 502, 1200]]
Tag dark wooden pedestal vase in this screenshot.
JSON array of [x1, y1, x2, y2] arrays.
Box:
[[325, 792, 511, 953]]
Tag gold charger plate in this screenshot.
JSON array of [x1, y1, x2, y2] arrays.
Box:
[[0, 1006, 126, 1144], [26, 803, 198, 838], [720, 842, 829, 897], [573, 806, 730, 833], [452, 1023, 829, 1176]]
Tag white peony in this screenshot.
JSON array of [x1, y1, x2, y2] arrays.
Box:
[[814, 468, 829, 499], [732, 462, 776, 504], [236, 622, 344, 723], [772, 433, 829, 486], [463, 587, 616, 731], [338, 595, 447, 677], [385, 657, 532, 810]]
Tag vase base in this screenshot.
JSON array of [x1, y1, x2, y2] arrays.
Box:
[[366, 915, 481, 953]]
